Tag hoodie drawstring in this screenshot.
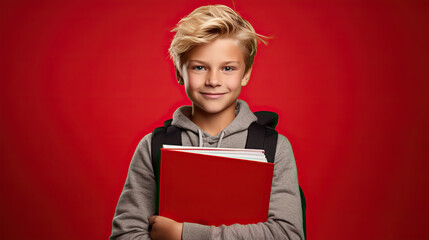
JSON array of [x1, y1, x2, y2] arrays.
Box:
[[198, 129, 203, 147], [217, 131, 225, 148]]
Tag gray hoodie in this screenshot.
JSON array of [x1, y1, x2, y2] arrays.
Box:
[[110, 100, 304, 240]]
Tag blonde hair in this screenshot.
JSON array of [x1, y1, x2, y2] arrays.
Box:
[[169, 4, 266, 84]]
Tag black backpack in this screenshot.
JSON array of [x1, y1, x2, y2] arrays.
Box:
[[151, 111, 306, 238]]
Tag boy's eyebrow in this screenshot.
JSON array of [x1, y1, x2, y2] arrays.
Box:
[[188, 60, 241, 65]]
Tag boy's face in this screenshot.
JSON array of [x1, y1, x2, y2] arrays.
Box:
[[181, 38, 251, 116]]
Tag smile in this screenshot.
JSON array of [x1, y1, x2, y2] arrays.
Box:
[[200, 92, 226, 99]]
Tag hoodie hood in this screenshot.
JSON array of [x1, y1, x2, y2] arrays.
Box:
[[170, 100, 257, 148]]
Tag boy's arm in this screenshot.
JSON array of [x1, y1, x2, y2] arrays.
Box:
[[110, 134, 156, 240], [182, 134, 305, 240]]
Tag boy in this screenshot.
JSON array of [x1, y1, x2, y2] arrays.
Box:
[[110, 5, 304, 240]]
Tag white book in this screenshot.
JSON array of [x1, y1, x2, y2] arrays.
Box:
[[162, 144, 267, 163]]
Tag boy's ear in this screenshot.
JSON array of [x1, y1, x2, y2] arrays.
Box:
[[241, 68, 252, 86], [175, 67, 184, 85]]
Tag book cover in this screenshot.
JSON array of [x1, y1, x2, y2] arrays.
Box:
[[159, 147, 274, 226]]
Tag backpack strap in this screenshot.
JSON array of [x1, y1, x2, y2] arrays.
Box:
[[253, 111, 279, 129], [245, 122, 278, 163], [151, 120, 182, 214], [245, 111, 279, 163], [300, 187, 307, 239]]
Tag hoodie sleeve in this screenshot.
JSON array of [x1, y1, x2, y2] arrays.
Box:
[[110, 133, 156, 240], [182, 134, 305, 240]]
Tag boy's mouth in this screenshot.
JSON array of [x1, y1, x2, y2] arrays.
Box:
[[200, 92, 226, 99]]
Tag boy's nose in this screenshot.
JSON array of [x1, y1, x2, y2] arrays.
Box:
[[205, 71, 222, 87]]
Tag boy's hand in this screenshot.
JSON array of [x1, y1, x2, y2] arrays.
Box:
[[149, 215, 183, 240]]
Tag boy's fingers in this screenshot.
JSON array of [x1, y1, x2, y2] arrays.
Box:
[[149, 215, 158, 225]]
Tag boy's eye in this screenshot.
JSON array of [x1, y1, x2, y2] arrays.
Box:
[[192, 66, 206, 71], [223, 66, 235, 72]]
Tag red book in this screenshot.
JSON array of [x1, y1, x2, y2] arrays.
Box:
[[159, 147, 274, 226]]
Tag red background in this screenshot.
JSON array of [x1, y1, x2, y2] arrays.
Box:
[[1, 0, 428, 239]]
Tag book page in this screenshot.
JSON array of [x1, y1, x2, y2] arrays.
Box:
[[162, 145, 267, 163]]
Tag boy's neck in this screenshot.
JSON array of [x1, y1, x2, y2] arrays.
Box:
[[191, 103, 237, 137]]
